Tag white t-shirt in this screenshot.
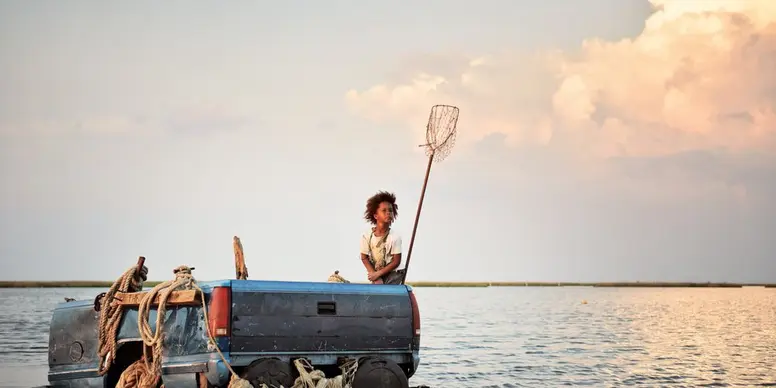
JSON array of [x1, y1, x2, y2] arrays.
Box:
[[360, 228, 402, 269]]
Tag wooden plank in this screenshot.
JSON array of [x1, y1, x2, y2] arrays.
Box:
[[115, 289, 201, 307], [233, 235, 248, 280]]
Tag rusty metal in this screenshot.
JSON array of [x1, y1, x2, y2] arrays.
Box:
[[401, 105, 459, 285], [92, 293, 124, 311], [136, 256, 145, 275], [93, 292, 106, 312], [135, 256, 148, 283]]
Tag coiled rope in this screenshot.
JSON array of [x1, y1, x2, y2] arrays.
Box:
[[97, 264, 147, 376], [98, 263, 250, 388], [281, 358, 357, 388], [327, 270, 350, 283], [99, 263, 356, 388]]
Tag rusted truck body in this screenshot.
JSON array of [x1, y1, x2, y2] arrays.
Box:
[[47, 279, 422, 387]]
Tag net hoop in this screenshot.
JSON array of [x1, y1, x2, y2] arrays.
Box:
[[423, 104, 459, 162]]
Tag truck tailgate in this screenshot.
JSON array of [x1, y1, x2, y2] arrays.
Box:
[[229, 280, 413, 353]]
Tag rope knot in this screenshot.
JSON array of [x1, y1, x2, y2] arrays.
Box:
[[172, 265, 195, 279]]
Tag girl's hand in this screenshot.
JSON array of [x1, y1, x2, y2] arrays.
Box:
[[372, 278, 384, 284], [367, 271, 382, 282]]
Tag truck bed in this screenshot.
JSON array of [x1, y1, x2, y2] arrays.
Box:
[[229, 280, 415, 359], [47, 279, 421, 387]]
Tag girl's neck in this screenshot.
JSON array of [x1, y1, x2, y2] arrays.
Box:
[[374, 223, 390, 236]]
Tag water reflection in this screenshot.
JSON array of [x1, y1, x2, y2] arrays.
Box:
[[0, 286, 774, 387], [621, 288, 776, 386], [412, 286, 776, 387]]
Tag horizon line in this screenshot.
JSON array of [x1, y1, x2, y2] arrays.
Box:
[[0, 280, 774, 288]]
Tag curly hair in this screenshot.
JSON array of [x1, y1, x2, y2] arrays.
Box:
[[364, 191, 399, 224]]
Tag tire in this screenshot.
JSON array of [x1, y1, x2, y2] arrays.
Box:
[[352, 357, 409, 388], [241, 358, 294, 388]]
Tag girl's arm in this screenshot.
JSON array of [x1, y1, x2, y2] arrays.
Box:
[[373, 254, 401, 278], [361, 253, 377, 273], [359, 235, 376, 274]]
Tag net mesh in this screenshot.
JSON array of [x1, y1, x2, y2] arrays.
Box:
[[423, 104, 459, 162]]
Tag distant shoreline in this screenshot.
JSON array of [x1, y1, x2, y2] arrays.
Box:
[[0, 280, 774, 288]]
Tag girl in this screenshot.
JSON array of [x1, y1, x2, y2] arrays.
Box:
[[359, 191, 405, 284]]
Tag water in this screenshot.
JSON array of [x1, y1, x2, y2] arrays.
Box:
[[1, 286, 775, 387]]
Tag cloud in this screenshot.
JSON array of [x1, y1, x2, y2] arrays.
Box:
[[344, 0, 776, 159], [345, 52, 561, 150]]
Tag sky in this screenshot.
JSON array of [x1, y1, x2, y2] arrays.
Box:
[[1, 0, 774, 283]]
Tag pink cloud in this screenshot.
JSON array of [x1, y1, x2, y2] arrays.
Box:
[[344, 0, 776, 159]]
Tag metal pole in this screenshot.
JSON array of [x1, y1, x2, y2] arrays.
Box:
[[401, 152, 435, 284]]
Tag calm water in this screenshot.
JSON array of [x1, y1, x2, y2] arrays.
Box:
[[1, 286, 774, 387]]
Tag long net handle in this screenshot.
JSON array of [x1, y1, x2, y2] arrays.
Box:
[[400, 152, 435, 285], [400, 104, 459, 285]]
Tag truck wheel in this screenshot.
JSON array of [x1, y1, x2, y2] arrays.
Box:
[[241, 358, 294, 388], [352, 357, 409, 388]]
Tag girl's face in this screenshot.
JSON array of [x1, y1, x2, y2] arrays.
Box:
[[374, 201, 395, 225]]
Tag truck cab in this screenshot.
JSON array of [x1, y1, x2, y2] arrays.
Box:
[[47, 279, 421, 388]]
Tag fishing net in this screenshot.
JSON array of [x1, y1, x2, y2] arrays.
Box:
[[423, 104, 459, 162], [402, 104, 460, 284]]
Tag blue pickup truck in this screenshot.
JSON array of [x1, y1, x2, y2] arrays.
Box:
[[46, 279, 422, 388]]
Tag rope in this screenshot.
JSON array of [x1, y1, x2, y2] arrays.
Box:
[[115, 358, 153, 388], [99, 263, 250, 388], [367, 228, 390, 272], [327, 270, 350, 283], [288, 358, 358, 388], [97, 264, 147, 376], [101, 263, 357, 388], [134, 265, 196, 388]]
